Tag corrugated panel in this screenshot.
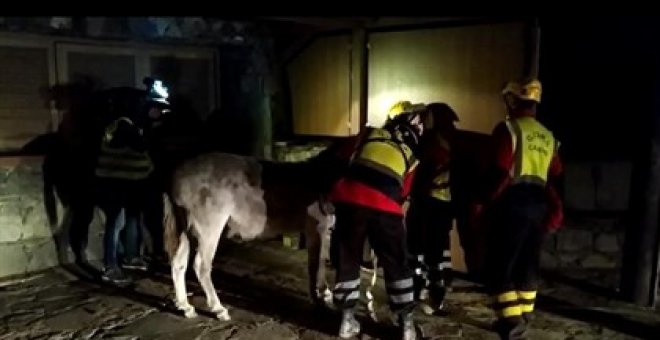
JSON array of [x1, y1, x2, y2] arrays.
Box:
[[68, 52, 136, 89], [150, 56, 212, 118], [0, 46, 51, 151], [368, 22, 526, 134], [288, 34, 352, 136]]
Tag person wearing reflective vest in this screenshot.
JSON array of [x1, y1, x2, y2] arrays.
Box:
[[329, 106, 425, 340], [482, 78, 563, 340], [405, 102, 459, 316], [95, 116, 154, 285]]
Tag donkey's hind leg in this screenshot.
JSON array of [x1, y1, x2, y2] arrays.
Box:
[[194, 212, 230, 320], [172, 233, 197, 318]]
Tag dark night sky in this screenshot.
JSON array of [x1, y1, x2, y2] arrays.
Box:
[[538, 16, 660, 161]]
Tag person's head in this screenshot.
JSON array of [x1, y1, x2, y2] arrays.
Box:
[[385, 110, 425, 153], [502, 78, 542, 118], [424, 102, 459, 134], [387, 100, 414, 122], [142, 77, 171, 125]]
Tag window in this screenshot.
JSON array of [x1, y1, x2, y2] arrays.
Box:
[[0, 34, 218, 153], [0, 36, 56, 153]]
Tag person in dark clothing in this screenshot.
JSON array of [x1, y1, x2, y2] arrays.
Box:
[[95, 78, 171, 284], [95, 116, 153, 284], [405, 102, 459, 315]]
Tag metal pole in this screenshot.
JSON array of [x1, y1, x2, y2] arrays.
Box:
[[529, 17, 541, 79], [620, 62, 660, 307]]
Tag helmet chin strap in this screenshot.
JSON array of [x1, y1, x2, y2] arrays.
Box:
[[396, 122, 420, 147]]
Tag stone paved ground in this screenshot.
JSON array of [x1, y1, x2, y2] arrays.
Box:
[[1, 239, 659, 340]]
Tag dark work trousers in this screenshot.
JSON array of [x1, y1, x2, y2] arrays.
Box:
[[96, 178, 146, 270], [405, 195, 454, 302], [332, 203, 416, 316], [142, 175, 164, 257], [486, 184, 547, 338]]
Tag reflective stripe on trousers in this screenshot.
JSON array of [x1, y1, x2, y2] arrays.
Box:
[[386, 277, 415, 308], [492, 290, 538, 318], [518, 290, 537, 313], [333, 278, 360, 306]]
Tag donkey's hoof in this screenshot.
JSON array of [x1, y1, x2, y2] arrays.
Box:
[[175, 301, 198, 318], [183, 308, 198, 318], [214, 308, 231, 321]]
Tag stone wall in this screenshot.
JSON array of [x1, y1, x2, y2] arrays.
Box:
[[0, 157, 58, 278], [541, 161, 629, 275], [541, 216, 624, 271], [0, 156, 105, 279]]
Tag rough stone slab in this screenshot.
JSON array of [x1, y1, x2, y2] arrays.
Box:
[[112, 312, 204, 338], [420, 322, 463, 338], [541, 250, 560, 268], [580, 254, 617, 269], [557, 229, 593, 252], [0, 238, 59, 278], [594, 233, 621, 253], [542, 234, 557, 252], [44, 307, 97, 331], [558, 253, 582, 267], [0, 215, 24, 241], [229, 320, 299, 340], [0, 200, 53, 243]]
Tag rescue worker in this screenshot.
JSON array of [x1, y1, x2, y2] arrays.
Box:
[[329, 104, 425, 340], [405, 102, 459, 315], [95, 79, 169, 284], [326, 100, 422, 269], [480, 78, 563, 339], [139, 78, 172, 263], [325, 99, 416, 171]]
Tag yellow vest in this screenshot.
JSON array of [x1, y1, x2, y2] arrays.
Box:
[[429, 135, 451, 202], [95, 118, 154, 181], [350, 128, 418, 201], [505, 116, 556, 186]]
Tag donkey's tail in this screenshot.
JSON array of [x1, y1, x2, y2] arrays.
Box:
[[163, 192, 186, 261]]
